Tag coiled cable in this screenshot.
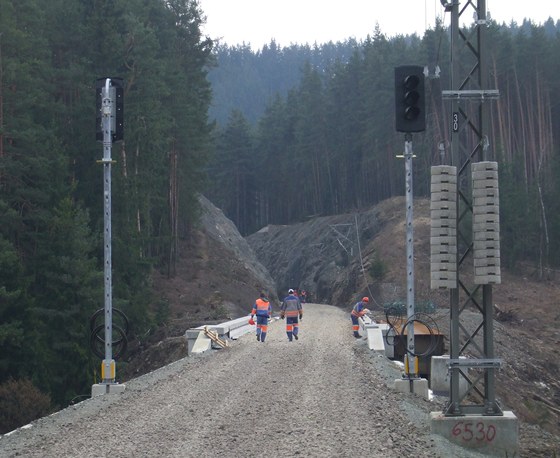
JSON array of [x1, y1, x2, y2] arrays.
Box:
[[384, 307, 441, 358], [89, 308, 130, 360]]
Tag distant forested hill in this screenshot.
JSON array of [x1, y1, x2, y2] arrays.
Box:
[[207, 39, 360, 125], [206, 18, 560, 273], [207, 19, 560, 127]]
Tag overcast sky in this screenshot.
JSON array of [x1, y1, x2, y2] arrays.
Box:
[[198, 0, 560, 49]]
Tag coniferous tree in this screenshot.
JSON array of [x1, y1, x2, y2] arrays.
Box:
[[209, 21, 560, 268], [0, 0, 215, 408]]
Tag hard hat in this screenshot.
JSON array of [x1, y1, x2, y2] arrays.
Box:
[[362, 297, 369, 303], [288, 288, 294, 294]]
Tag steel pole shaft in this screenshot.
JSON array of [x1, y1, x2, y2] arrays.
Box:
[[405, 139, 416, 377], [101, 79, 114, 382]]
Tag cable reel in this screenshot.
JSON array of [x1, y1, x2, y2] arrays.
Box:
[[384, 307, 441, 358]]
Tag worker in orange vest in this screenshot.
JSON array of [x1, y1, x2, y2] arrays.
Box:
[[251, 292, 271, 342], [351, 297, 370, 338]]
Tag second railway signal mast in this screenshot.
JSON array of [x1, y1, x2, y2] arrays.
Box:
[[394, 66, 428, 395]]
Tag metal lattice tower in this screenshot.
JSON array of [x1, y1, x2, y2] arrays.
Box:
[[441, 0, 502, 416]]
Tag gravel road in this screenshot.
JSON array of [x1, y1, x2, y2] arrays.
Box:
[[0, 304, 488, 457]]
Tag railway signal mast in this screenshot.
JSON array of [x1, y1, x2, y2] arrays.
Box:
[[393, 65, 429, 396], [92, 77, 126, 397]]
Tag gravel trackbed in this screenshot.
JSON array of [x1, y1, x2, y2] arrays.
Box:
[[0, 304, 488, 457]]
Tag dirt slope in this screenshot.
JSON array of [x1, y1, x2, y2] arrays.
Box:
[[120, 195, 277, 379]]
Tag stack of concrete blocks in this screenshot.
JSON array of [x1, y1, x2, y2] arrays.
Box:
[[430, 166, 458, 289], [472, 162, 501, 284]]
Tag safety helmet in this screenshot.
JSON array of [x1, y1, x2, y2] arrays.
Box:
[[288, 288, 294, 294], [362, 297, 369, 303]]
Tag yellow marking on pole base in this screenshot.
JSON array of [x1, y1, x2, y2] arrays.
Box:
[[101, 360, 115, 379]]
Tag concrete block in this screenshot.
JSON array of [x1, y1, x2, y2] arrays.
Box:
[[207, 324, 228, 335], [431, 262, 457, 273], [431, 165, 457, 176], [431, 191, 457, 202], [473, 222, 500, 232], [382, 327, 395, 358], [473, 213, 500, 224], [472, 204, 500, 216], [431, 270, 457, 279], [91, 383, 126, 397], [230, 323, 254, 339], [394, 378, 429, 399], [431, 227, 457, 237], [225, 316, 253, 329], [430, 411, 518, 457], [474, 257, 500, 267], [473, 249, 500, 259], [186, 329, 212, 355], [431, 243, 457, 255], [472, 161, 498, 172], [473, 240, 500, 251], [473, 196, 499, 207], [431, 217, 457, 228], [430, 356, 469, 397], [216, 316, 256, 339], [431, 200, 457, 211], [431, 183, 457, 193], [431, 253, 456, 264], [472, 178, 498, 189], [431, 236, 457, 248], [365, 324, 386, 351], [431, 210, 456, 220], [472, 170, 498, 181], [472, 187, 499, 198], [473, 231, 500, 241], [474, 274, 501, 285], [431, 279, 457, 289], [475, 266, 501, 276]]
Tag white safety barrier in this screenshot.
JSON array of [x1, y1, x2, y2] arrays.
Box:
[[358, 315, 394, 355], [187, 313, 390, 356], [185, 315, 255, 355]]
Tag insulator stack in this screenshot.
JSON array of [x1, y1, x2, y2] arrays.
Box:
[[472, 161, 501, 284], [430, 165, 457, 289]]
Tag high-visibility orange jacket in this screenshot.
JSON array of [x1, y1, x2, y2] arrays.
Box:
[[252, 298, 271, 317]]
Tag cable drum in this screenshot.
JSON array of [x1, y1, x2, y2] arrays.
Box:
[[402, 313, 441, 358], [89, 308, 130, 360], [384, 308, 441, 358]]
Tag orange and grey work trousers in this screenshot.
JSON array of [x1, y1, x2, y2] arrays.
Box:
[[256, 315, 269, 342], [286, 316, 299, 341], [351, 314, 360, 337]]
